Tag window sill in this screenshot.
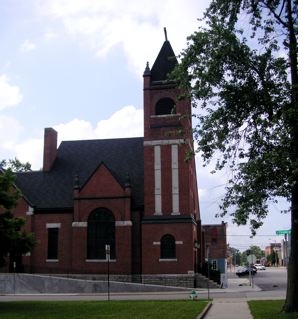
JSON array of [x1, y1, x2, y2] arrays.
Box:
[[46, 259, 59, 263], [86, 259, 116, 262]]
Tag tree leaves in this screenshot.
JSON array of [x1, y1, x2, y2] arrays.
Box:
[[173, 0, 297, 235]]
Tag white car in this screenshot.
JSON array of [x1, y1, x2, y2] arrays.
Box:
[[254, 263, 266, 270]]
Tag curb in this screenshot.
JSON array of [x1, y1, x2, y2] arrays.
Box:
[[196, 301, 212, 319]]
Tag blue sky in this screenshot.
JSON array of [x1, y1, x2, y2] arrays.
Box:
[[0, 0, 290, 251]]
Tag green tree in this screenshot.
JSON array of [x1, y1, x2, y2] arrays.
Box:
[[229, 246, 241, 265], [0, 168, 20, 211], [1, 157, 31, 172], [267, 250, 279, 266], [173, 0, 297, 312], [0, 212, 36, 271], [0, 163, 35, 271], [248, 245, 265, 260]]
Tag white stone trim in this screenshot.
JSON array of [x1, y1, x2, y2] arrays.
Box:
[[171, 144, 180, 214], [46, 223, 61, 228], [150, 113, 181, 119], [115, 221, 132, 226], [72, 222, 87, 227], [144, 139, 184, 146], [86, 259, 116, 263], [26, 206, 34, 216], [159, 259, 177, 262], [153, 241, 161, 245], [175, 241, 183, 245], [154, 145, 162, 214], [46, 259, 59, 262]]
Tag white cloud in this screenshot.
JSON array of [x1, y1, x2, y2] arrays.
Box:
[[20, 40, 37, 53], [94, 105, 143, 138], [5, 105, 143, 170], [44, 31, 58, 41], [54, 119, 96, 142], [14, 138, 44, 170], [38, 0, 210, 75], [0, 116, 23, 148], [53, 105, 143, 142], [0, 75, 23, 110]]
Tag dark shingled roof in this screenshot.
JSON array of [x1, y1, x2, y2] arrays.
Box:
[[15, 137, 144, 210], [150, 40, 178, 83]]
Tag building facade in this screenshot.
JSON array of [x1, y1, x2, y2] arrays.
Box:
[[4, 37, 203, 277]]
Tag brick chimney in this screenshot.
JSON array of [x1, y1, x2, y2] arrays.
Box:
[[43, 128, 57, 171]]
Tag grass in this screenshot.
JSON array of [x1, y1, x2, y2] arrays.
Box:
[[0, 300, 208, 319], [249, 300, 298, 319]]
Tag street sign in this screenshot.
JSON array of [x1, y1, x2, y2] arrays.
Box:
[[276, 230, 291, 235], [247, 254, 256, 264]]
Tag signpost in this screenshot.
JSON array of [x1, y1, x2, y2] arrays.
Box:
[[276, 230, 291, 266], [105, 244, 110, 301], [247, 254, 256, 288], [247, 254, 256, 265], [276, 230, 291, 235]]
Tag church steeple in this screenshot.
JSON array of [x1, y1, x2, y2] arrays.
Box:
[[142, 30, 200, 275], [150, 29, 178, 84]]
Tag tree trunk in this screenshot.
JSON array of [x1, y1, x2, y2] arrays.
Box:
[[283, 0, 298, 312], [284, 186, 298, 312]]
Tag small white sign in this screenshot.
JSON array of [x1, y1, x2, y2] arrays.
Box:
[[247, 254, 256, 264]]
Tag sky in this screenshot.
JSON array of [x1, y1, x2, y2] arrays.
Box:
[[0, 0, 291, 252]]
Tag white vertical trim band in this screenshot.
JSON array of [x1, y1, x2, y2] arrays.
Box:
[[154, 145, 162, 215], [171, 144, 180, 214]]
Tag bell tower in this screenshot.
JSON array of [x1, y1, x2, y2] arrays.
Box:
[[142, 30, 200, 274]]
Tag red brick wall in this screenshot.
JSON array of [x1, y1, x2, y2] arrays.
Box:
[[203, 223, 227, 259], [142, 223, 197, 274], [43, 128, 57, 171], [143, 146, 154, 216]]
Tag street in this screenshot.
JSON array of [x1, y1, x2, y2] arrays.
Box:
[[253, 266, 287, 291], [229, 266, 287, 291]]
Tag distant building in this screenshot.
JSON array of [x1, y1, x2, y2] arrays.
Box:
[[265, 243, 282, 266], [202, 222, 227, 274]]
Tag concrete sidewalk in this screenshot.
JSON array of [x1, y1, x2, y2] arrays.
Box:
[[201, 298, 253, 319], [196, 278, 263, 319]]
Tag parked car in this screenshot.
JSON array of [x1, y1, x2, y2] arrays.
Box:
[[236, 266, 257, 277], [254, 263, 266, 270]]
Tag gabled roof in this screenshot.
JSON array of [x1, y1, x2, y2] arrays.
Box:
[[15, 137, 144, 210], [150, 40, 178, 83]]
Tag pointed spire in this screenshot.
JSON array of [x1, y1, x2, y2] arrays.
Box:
[[73, 173, 80, 190], [124, 172, 131, 188], [150, 30, 178, 83], [143, 61, 151, 76], [164, 27, 168, 41]]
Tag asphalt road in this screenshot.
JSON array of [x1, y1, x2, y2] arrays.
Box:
[[229, 266, 287, 291], [253, 266, 287, 291]]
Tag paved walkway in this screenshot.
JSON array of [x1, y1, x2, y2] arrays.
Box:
[[197, 277, 268, 319], [202, 298, 253, 319], [196, 277, 256, 318]]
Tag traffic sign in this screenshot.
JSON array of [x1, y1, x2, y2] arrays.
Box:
[[247, 254, 256, 264], [276, 230, 291, 235]]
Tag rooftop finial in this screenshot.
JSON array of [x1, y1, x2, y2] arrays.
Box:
[[164, 27, 168, 41], [143, 61, 151, 76]]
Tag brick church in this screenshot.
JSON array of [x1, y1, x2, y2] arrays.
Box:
[[6, 35, 226, 277]]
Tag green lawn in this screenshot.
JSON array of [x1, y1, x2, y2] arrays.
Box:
[[0, 300, 208, 319], [249, 300, 298, 319]]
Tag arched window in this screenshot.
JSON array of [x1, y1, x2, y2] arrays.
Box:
[[155, 98, 176, 115], [160, 234, 176, 259], [87, 208, 115, 259]]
